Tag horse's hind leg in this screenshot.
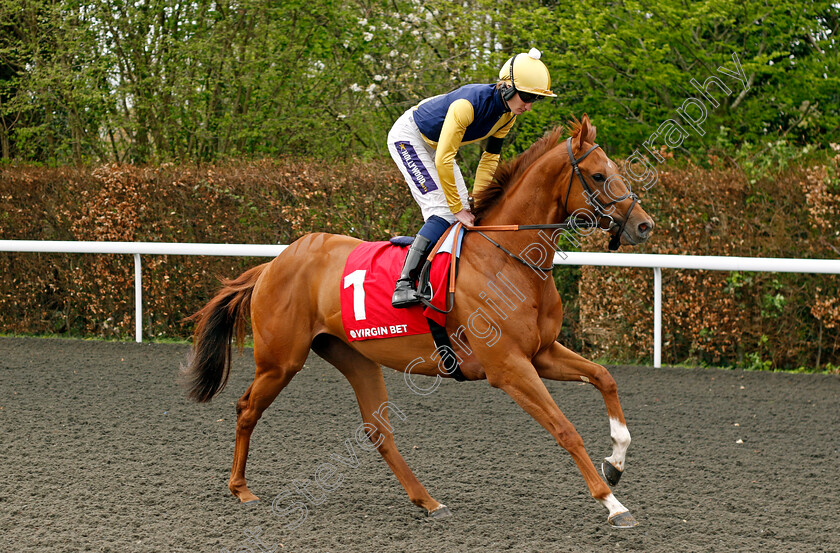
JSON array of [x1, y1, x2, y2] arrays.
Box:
[[533, 342, 631, 486], [229, 343, 307, 503], [312, 335, 448, 516]]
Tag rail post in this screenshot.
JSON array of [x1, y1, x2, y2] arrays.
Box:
[[134, 253, 142, 343], [654, 267, 662, 368]]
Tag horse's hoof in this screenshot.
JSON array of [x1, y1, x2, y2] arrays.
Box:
[[428, 504, 452, 518], [608, 511, 638, 528], [235, 491, 260, 504], [602, 460, 622, 486]]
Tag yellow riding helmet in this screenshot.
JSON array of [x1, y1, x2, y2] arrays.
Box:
[[498, 48, 557, 98]]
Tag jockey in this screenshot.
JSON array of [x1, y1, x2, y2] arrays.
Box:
[[388, 48, 556, 308]]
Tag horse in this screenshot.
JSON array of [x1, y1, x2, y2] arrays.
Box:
[[183, 114, 655, 528]]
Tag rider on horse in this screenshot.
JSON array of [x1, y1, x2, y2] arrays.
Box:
[[388, 48, 556, 308]]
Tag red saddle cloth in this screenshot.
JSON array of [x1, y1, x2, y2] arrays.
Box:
[[340, 241, 451, 341]]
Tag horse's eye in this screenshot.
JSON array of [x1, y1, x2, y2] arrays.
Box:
[[592, 173, 605, 182]]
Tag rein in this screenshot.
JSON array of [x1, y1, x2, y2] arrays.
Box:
[[417, 218, 596, 316], [471, 220, 597, 272]]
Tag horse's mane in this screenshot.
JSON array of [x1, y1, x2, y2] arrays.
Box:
[[473, 117, 591, 219]]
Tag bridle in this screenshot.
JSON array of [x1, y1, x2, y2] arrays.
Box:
[[563, 137, 639, 251], [467, 137, 641, 273]]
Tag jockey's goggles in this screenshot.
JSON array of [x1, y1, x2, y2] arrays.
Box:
[[517, 91, 546, 104]]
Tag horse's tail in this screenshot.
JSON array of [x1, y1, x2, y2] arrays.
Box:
[[182, 263, 268, 402]]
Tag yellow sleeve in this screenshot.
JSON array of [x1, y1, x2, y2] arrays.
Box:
[[473, 115, 516, 195], [435, 98, 474, 214], [473, 152, 500, 195]]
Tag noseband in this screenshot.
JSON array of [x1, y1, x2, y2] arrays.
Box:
[[563, 137, 639, 251]]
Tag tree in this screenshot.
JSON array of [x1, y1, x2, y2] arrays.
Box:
[[497, 0, 840, 158], [2, 0, 837, 163]]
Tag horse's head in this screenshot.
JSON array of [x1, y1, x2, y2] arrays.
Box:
[[563, 115, 654, 249], [474, 116, 654, 249]]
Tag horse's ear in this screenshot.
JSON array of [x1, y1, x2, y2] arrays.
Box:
[[579, 113, 596, 145], [584, 113, 597, 143], [571, 115, 584, 151]]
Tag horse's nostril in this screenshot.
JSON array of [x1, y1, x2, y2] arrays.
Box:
[[638, 221, 652, 235]]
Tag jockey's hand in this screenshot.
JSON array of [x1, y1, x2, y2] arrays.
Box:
[[454, 209, 475, 227]]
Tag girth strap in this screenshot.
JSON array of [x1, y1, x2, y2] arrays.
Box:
[[426, 318, 467, 382]]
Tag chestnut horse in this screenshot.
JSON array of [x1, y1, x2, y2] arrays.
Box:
[[183, 115, 654, 528]]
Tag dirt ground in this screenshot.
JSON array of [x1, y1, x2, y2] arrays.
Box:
[[1, 336, 838, 553]]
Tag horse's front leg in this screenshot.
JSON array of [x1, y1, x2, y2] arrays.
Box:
[[486, 360, 637, 528], [533, 342, 631, 486]]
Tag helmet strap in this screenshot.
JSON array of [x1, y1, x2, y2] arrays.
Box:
[[502, 54, 519, 101]]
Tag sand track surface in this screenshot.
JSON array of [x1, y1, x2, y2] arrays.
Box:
[[1, 337, 838, 552]]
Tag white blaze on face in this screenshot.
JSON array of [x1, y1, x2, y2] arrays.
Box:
[[598, 493, 628, 518], [608, 159, 617, 171], [604, 418, 631, 471]]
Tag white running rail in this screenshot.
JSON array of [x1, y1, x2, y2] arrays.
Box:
[[0, 241, 287, 344], [1, 240, 839, 367], [552, 251, 840, 367]]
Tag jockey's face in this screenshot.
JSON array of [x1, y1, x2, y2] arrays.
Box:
[[507, 93, 534, 115]]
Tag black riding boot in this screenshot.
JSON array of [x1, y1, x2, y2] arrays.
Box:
[[391, 234, 432, 308]]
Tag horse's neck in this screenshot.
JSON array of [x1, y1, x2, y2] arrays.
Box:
[[465, 159, 574, 303], [480, 158, 570, 227], [468, 161, 570, 290]]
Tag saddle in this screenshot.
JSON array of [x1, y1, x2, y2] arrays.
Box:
[[389, 222, 465, 319], [339, 229, 458, 342], [343, 224, 467, 381]]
